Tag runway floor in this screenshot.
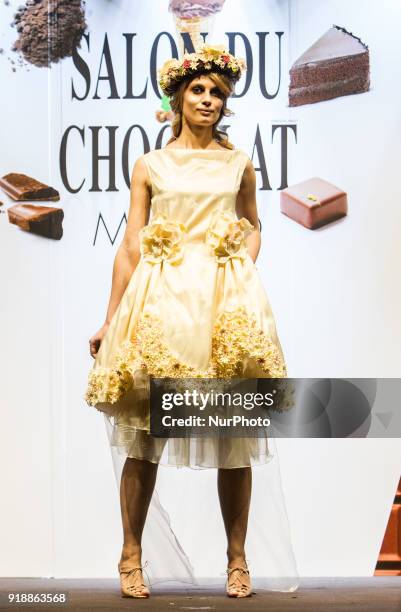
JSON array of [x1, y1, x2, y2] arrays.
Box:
[[0, 577, 400, 611]]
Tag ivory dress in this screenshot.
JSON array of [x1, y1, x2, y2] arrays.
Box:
[[84, 146, 288, 469], [83, 146, 299, 589]]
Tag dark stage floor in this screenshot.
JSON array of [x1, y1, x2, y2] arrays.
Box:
[[0, 577, 400, 611]]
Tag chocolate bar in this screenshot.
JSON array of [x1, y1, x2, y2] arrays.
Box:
[[289, 25, 370, 107], [8, 204, 64, 240], [280, 177, 347, 229], [0, 173, 60, 201]]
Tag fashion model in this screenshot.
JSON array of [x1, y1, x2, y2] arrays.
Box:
[[85, 45, 297, 599]]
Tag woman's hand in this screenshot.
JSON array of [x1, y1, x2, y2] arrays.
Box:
[[89, 322, 110, 359]]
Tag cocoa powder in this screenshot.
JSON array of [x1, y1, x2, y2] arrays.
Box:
[[12, 0, 87, 68]]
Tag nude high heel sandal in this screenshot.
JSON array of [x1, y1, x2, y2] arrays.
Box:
[[226, 562, 252, 598], [118, 560, 150, 598]]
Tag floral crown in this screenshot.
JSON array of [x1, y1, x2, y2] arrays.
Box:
[[158, 44, 246, 96]]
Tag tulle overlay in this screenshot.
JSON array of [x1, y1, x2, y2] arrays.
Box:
[[84, 148, 289, 469]]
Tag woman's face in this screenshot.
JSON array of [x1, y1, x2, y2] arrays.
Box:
[[182, 75, 225, 128]]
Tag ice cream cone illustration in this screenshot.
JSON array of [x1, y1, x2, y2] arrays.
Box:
[[168, 0, 226, 56]]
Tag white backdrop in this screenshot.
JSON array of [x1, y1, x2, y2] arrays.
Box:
[[0, 0, 400, 578]]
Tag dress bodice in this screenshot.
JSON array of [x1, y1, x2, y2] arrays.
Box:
[[142, 148, 250, 246]]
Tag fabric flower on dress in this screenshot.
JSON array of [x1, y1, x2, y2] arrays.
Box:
[[205, 210, 255, 263], [139, 214, 187, 265]]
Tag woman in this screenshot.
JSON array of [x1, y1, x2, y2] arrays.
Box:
[[85, 45, 294, 599]]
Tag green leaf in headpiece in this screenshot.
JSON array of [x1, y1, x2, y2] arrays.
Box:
[[161, 95, 171, 111]]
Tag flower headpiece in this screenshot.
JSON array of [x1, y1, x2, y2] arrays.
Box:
[[158, 44, 246, 96]]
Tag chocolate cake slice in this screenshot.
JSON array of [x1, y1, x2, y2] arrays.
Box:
[[7, 204, 64, 240], [289, 25, 370, 106], [0, 173, 60, 201]]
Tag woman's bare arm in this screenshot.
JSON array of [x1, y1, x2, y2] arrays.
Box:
[[235, 159, 261, 263], [104, 156, 151, 325]]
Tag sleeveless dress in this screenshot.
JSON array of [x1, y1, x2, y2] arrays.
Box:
[[83, 147, 299, 590], [84, 147, 288, 469]]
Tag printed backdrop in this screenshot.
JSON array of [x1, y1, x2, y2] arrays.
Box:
[[0, 0, 400, 577]]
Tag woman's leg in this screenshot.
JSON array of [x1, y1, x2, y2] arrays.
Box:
[[217, 466, 252, 595], [217, 466, 252, 566], [119, 456, 158, 567]]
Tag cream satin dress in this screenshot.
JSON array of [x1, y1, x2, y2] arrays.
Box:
[[83, 147, 299, 590], [84, 147, 288, 469]]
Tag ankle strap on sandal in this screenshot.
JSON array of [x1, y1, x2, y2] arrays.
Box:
[[119, 560, 149, 575], [226, 566, 249, 575]]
